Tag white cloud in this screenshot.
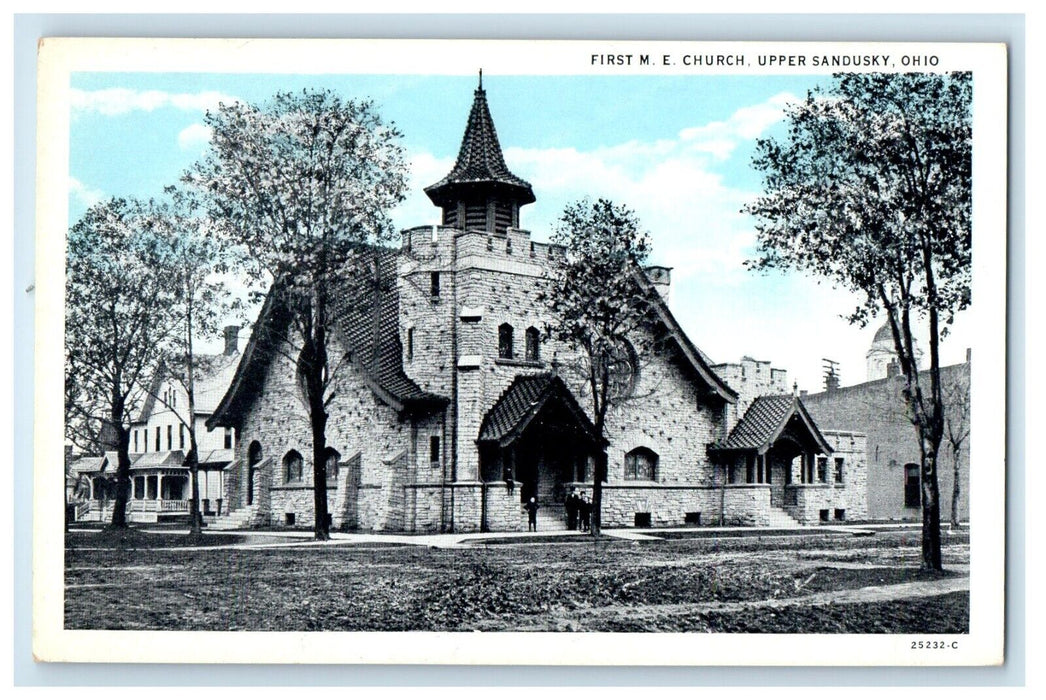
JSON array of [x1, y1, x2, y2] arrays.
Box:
[[177, 123, 212, 151], [68, 176, 104, 208], [70, 88, 239, 116], [679, 91, 798, 160], [392, 93, 799, 289]]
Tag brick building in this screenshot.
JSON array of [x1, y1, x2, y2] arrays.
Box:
[[206, 80, 867, 532], [803, 331, 970, 523]]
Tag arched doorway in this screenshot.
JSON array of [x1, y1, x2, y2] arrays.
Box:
[[247, 441, 263, 506]]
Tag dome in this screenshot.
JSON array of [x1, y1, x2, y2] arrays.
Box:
[[872, 322, 894, 345]]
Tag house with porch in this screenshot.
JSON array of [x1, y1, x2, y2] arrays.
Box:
[[204, 78, 868, 532], [70, 327, 242, 523]]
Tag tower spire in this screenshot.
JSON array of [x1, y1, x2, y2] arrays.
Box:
[[425, 77, 535, 234]]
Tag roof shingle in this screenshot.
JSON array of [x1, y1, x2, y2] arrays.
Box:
[[717, 395, 833, 455], [478, 373, 600, 447]]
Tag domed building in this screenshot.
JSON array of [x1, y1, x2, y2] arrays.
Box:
[[866, 321, 924, 381]]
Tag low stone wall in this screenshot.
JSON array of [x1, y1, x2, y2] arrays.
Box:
[[560, 482, 775, 528], [403, 484, 444, 532], [720, 484, 775, 526], [784, 484, 845, 524], [483, 481, 525, 532], [268, 482, 337, 529], [449, 482, 484, 533]]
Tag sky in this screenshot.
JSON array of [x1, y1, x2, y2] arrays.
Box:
[[67, 72, 973, 392]]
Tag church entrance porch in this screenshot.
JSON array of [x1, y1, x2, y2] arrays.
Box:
[[477, 374, 603, 532]]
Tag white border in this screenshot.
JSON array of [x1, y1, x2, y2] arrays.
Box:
[[33, 37, 1008, 666]]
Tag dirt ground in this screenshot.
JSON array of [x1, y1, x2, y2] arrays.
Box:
[[64, 528, 969, 633]]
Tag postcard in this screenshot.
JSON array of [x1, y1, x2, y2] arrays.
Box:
[[34, 37, 1007, 666]]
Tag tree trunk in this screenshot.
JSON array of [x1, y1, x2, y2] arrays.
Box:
[[187, 439, 204, 535], [950, 444, 962, 529], [300, 328, 331, 541], [919, 434, 944, 571], [109, 421, 131, 529], [310, 406, 330, 540], [590, 445, 607, 538]]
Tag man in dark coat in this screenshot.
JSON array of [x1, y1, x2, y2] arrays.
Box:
[[525, 497, 539, 532], [579, 493, 591, 532], [566, 489, 579, 531]]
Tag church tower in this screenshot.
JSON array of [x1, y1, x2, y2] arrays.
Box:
[[424, 73, 535, 234]]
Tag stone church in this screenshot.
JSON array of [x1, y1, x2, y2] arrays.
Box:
[[206, 80, 867, 532]]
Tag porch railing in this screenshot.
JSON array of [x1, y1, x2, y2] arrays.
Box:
[[160, 499, 190, 512]]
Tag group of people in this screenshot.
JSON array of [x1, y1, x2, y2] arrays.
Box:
[[565, 489, 592, 532], [522, 489, 593, 532]]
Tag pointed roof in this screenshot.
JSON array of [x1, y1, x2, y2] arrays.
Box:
[[713, 394, 833, 455], [631, 268, 737, 404], [208, 249, 448, 429], [478, 373, 602, 448], [425, 78, 535, 208]]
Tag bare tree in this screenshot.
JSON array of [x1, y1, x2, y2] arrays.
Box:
[[942, 367, 970, 529], [138, 190, 243, 533]]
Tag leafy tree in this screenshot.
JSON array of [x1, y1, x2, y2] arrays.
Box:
[[745, 72, 972, 570], [65, 198, 177, 528], [541, 198, 658, 537], [143, 190, 241, 533], [186, 90, 409, 540]]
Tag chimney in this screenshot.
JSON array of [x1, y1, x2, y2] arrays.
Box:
[[643, 266, 672, 305], [224, 325, 240, 356], [966, 347, 972, 363]]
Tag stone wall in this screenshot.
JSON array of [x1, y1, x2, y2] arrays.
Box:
[[566, 483, 777, 528], [803, 362, 968, 521], [399, 225, 728, 498], [712, 356, 790, 432], [483, 481, 525, 532], [230, 336, 418, 530], [779, 431, 867, 523]]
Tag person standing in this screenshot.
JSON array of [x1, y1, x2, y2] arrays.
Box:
[[566, 489, 579, 531], [579, 493, 591, 532], [525, 497, 539, 532]]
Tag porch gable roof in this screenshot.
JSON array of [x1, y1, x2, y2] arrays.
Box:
[[713, 394, 833, 456], [477, 373, 602, 449]]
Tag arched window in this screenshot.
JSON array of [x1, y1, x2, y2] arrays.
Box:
[[498, 323, 514, 360], [625, 447, 659, 481], [248, 441, 263, 467], [607, 339, 639, 399], [525, 326, 540, 362], [283, 449, 304, 483], [325, 447, 341, 483]]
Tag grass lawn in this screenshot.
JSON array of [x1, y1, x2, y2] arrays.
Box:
[[64, 528, 969, 633]]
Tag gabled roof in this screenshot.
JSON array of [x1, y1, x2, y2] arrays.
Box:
[[68, 455, 108, 474], [129, 450, 186, 471], [134, 352, 240, 424], [208, 249, 448, 429], [198, 448, 235, 467], [713, 394, 833, 455], [425, 81, 535, 208], [632, 269, 738, 405], [478, 373, 602, 448]]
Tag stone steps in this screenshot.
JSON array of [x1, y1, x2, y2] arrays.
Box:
[[764, 505, 803, 528], [206, 505, 258, 530]]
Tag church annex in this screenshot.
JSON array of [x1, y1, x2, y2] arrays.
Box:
[[207, 80, 867, 533]]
